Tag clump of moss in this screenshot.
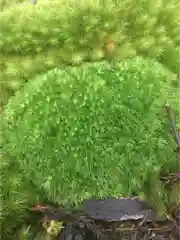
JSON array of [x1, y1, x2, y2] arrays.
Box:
[[1, 57, 178, 210], [0, 151, 48, 239], [1, 0, 180, 103]]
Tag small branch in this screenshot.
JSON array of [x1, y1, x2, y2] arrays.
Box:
[[160, 172, 180, 185]]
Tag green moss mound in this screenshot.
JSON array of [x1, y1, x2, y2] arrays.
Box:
[[1, 0, 180, 103], [1, 57, 178, 210]]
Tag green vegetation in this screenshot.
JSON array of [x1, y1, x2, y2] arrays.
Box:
[[1, 58, 179, 238], [0, 0, 180, 103], [0, 1, 179, 239], [0, 0, 25, 10]]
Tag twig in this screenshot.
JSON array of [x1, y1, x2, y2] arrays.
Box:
[[103, 226, 172, 232], [166, 214, 180, 231], [160, 172, 180, 185]]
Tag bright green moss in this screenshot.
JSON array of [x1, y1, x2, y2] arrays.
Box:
[[0, 0, 180, 103], [1, 57, 178, 212], [0, 0, 25, 10]]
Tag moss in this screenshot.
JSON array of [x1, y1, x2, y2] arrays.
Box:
[[0, 0, 25, 10], [1, 57, 178, 209], [0, 0, 180, 103]]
